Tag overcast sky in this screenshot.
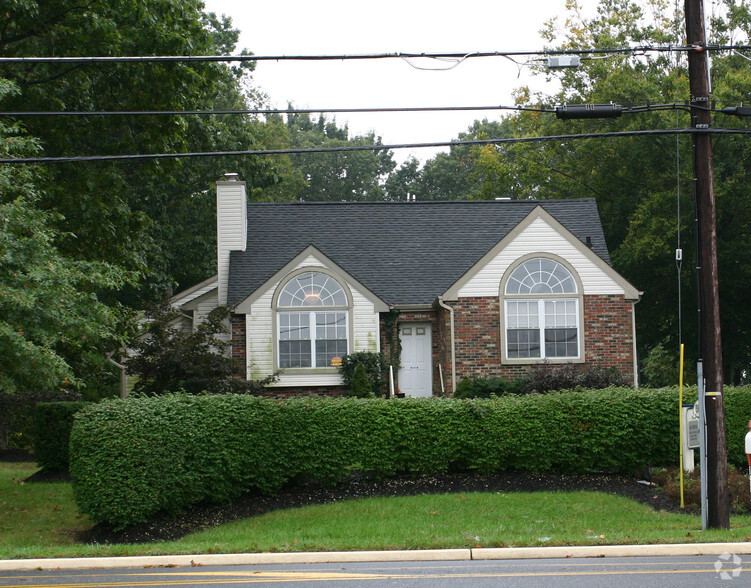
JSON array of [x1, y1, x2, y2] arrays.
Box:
[[202, 0, 599, 164]]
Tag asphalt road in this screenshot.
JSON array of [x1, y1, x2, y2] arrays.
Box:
[[0, 556, 748, 588]]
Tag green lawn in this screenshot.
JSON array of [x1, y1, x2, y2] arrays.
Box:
[[2, 462, 751, 560]]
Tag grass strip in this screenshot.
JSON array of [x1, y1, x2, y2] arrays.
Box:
[[2, 462, 750, 560]]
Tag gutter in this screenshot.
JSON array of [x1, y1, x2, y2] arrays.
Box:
[[437, 296, 456, 393]]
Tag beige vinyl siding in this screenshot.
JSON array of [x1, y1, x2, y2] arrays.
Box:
[[246, 289, 274, 380], [457, 217, 625, 298], [244, 254, 380, 386]]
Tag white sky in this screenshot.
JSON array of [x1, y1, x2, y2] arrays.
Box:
[[202, 0, 599, 164]]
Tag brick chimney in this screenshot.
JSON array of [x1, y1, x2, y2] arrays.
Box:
[[216, 173, 247, 307]]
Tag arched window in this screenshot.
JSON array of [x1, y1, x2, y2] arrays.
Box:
[[503, 258, 580, 360], [277, 271, 349, 368]]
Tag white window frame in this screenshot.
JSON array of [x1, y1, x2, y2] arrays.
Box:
[[274, 270, 351, 371], [501, 257, 584, 364], [505, 298, 579, 359]]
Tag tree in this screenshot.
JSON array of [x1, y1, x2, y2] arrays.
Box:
[[0, 79, 128, 394], [1, 1, 304, 302], [384, 156, 421, 201], [286, 111, 396, 201], [126, 304, 276, 395]]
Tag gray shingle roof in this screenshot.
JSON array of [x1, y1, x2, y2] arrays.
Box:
[[227, 198, 610, 308]]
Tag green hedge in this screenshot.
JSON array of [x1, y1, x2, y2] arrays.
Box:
[[69, 387, 751, 530], [32, 401, 92, 471]]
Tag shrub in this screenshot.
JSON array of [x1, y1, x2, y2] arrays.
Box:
[[349, 364, 373, 398], [69, 387, 751, 530], [127, 304, 277, 396], [653, 465, 751, 514], [453, 376, 526, 398], [524, 362, 629, 393], [453, 377, 475, 399], [0, 389, 81, 450], [339, 351, 387, 397], [32, 401, 92, 471]]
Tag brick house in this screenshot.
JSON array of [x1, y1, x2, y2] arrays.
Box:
[[171, 174, 641, 396]]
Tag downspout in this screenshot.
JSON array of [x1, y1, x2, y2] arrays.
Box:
[[632, 294, 643, 388], [437, 296, 456, 394]]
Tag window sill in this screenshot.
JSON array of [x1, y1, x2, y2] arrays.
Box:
[[502, 357, 584, 365]]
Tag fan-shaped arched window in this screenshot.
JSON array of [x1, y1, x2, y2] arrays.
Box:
[[277, 271, 349, 368], [503, 258, 581, 360], [505, 258, 577, 295]]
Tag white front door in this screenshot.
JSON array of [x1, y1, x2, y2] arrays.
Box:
[[398, 323, 432, 397]]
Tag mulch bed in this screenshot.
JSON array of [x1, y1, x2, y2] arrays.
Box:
[[75, 470, 672, 545], [1, 448, 677, 546]]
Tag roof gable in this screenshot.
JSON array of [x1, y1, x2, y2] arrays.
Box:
[[226, 199, 615, 307], [234, 245, 389, 313], [442, 206, 639, 300]]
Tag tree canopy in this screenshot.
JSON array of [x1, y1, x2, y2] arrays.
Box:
[[0, 80, 127, 394]]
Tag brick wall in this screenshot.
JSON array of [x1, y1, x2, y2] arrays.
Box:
[[230, 313, 246, 378], [447, 294, 635, 386], [582, 294, 635, 377], [255, 386, 347, 398], [452, 297, 503, 381]]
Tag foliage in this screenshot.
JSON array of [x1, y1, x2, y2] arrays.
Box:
[[339, 351, 387, 397], [69, 387, 751, 529], [126, 304, 276, 395], [453, 376, 526, 398], [32, 401, 92, 471], [653, 465, 751, 514], [524, 362, 630, 393], [285, 111, 397, 201], [0, 80, 129, 395], [641, 340, 685, 387], [349, 364, 373, 398], [0, 1, 304, 305], [453, 378, 475, 399], [0, 389, 81, 450], [397, 1, 751, 382]]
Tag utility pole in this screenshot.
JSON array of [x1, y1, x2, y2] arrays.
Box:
[[685, 0, 729, 528]]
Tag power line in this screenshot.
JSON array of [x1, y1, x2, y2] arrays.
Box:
[[3, 127, 750, 164], [0, 102, 717, 118], [1, 44, 750, 65], [0, 105, 555, 117]]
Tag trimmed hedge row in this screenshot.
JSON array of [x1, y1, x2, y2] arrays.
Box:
[[32, 401, 92, 471], [69, 387, 751, 530]]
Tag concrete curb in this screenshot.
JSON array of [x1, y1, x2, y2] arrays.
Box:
[[2, 543, 751, 571]]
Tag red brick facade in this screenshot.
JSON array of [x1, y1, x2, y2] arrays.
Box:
[[582, 294, 635, 375], [382, 294, 636, 394]]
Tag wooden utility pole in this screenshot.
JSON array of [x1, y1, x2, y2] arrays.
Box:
[[685, 0, 729, 528]]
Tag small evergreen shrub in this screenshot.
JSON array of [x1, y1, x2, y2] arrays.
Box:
[[32, 401, 91, 471], [349, 364, 373, 398], [453, 378, 475, 399], [339, 351, 387, 397]]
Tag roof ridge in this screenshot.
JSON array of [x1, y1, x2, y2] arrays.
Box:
[[247, 198, 596, 206]]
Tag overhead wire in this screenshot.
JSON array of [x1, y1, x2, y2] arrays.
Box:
[[2, 44, 751, 65], [0, 102, 727, 118], [3, 127, 751, 165]]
